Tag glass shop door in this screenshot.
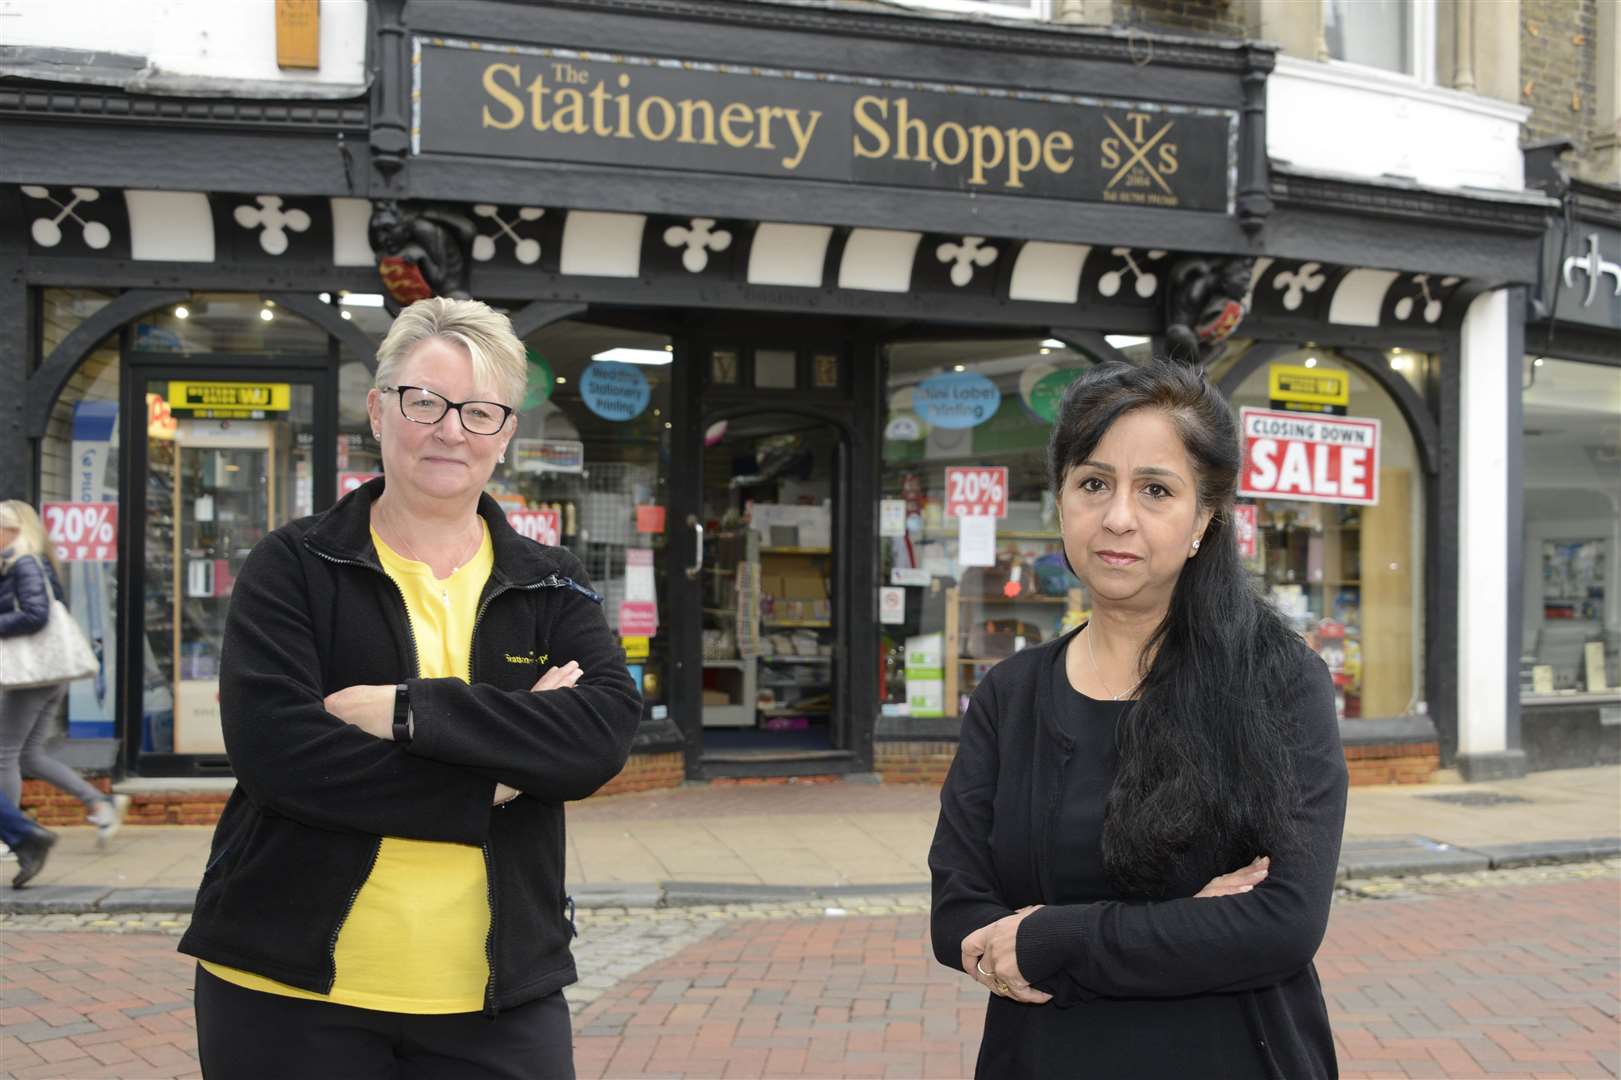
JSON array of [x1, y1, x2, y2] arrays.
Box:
[[122, 357, 333, 775]]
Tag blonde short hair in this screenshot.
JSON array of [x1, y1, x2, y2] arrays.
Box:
[[0, 500, 64, 580], [374, 298, 528, 408]]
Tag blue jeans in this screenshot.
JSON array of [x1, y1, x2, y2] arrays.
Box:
[[0, 789, 37, 847]]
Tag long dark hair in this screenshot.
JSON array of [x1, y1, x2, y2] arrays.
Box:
[[1048, 358, 1303, 897]]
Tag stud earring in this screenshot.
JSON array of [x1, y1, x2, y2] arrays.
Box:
[[1191, 538, 1202, 552], [372, 430, 381, 440], [498, 452, 506, 464]]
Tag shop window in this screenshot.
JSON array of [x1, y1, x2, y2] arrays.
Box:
[[1521, 357, 1621, 697], [498, 319, 673, 722], [37, 289, 121, 740], [131, 293, 332, 354], [879, 338, 1089, 726], [1322, 0, 1436, 82], [1228, 348, 1430, 721]]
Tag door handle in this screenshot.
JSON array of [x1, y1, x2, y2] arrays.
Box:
[[686, 515, 704, 580]]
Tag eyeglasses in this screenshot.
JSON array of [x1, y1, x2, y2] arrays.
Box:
[[381, 385, 514, 436]]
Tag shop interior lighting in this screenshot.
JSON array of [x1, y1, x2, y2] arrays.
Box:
[[592, 347, 672, 366], [1105, 334, 1150, 349], [555, 375, 567, 384], [1041, 339, 1066, 349], [952, 364, 966, 372], [1303, 356, 1318, 368], [1533, 357, 1545, 367], [318, 292, 332, 303], [340, 310, 353, 320], [173, 306, 189, 319], [259, 308, 274, 322], [339, 293, 386, 308]]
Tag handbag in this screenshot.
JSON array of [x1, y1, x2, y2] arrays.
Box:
[[0, 588, 99, 690]]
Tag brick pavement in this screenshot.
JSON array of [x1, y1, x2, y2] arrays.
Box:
[[1, 866, 1616, 1080]]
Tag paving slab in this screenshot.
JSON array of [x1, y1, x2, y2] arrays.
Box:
[[1338, 836, 1491, 879]]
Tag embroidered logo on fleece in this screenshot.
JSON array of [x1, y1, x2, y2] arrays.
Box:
[[505, 651, 550, 666]]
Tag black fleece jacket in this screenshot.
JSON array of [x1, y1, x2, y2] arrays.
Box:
[[178, 478, 642, 1013], [930, 628, 1347, 1079]]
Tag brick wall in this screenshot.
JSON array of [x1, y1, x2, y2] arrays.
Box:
[[875, 740, 957, 784], [877, 739, 1439, 787], [20, 777, 231, 827], [1519, 0, 1601, 169], [594, 750, 685, 797]]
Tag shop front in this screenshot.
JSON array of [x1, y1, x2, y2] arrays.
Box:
[[2, 0, 1546, 794], [1520, 148, 1621, 771]]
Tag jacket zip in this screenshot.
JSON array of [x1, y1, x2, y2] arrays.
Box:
[[305, 544, 422, 993], [468, 571, 585, 1015]]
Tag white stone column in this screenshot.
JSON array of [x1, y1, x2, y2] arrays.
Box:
[[1456, 288, 1527, 779]]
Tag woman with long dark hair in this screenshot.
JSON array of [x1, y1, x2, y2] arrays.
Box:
[[929, 358, 1347, 1079]]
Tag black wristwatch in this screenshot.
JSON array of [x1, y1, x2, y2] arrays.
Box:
[[392, 682, 413, 743]]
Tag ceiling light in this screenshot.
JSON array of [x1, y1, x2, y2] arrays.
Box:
[[173, 306, 189, 319], [1533, 357, 1545, 367], [1041, 339, 1065, 349], [259, 308, 274, 322], [339, 293, 386, 308], [952, 364, 966, 372], [593, 347, 672, 366], [318, 292, 332, 303], [664, 344, 673, 351], [1039, 348, 1051, 356], [1105, 334, 1150, 349], [556, 376, 567, 384], [1303, 356, 1317, 368], [340, 310, 352, 320]]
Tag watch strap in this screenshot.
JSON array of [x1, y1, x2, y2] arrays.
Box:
[[392, 682, 412, 743]]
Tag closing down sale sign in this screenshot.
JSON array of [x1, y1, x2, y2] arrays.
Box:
[[1239, 408, 1381, 507]]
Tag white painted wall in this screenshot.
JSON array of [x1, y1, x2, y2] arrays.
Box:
[[1268, 54, 1529, 192], [1456, 291, 1511, 755], [0, 0, 368, 96]]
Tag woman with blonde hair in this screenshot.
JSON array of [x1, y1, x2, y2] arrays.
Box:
[[181, 297, 641, 1079], [0, 500, 127, 846]]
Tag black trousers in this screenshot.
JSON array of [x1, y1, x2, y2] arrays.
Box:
[[194, 965, 575, 1080]]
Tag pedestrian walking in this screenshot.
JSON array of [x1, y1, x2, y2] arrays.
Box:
[[930, 358, 1348, 1079], [0, 500, 127, 847], [179, 297, 642, 1080]]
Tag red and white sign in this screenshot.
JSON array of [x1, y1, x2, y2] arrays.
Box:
[[618, 600, 658, 636], [509, 509, 561, 546], [945, 466, 1009, 519], [1240, 408, 1381, 506], [1232, 503, 1259, 560], [43, 502, 117, 562], [339, 471, 381, 496]]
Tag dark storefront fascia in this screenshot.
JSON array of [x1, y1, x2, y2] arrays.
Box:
[[0, 0, 1550, 783]]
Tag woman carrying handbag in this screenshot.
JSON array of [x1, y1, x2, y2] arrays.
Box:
[[0, 500, 127, 847]]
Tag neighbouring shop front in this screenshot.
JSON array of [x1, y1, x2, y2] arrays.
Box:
[[2, 0, 1548, 794], [1518, 148, 1621, 771]]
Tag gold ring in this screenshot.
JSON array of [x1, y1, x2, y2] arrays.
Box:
[[995, 980, 1011, 995], [975, 960, 992, 978]]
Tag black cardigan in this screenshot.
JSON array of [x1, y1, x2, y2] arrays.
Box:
[[929, 627, 1347, 1079]]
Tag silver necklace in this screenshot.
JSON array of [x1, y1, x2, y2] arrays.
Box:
[[379, 507, 480, 576], [1086, 624, 1137, 702]]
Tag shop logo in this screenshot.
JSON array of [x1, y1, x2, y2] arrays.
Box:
[[1563, 232, 1621, 307], [1099, 112, 1179, 205]]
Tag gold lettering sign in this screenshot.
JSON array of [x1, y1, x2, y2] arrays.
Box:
[[417, 42, 1235, 213]]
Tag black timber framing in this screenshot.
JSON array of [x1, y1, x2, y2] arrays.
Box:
[[0, 227, 32, 500]]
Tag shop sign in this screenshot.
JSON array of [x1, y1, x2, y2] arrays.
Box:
[[915, 372, 1001, 430], [416, 41, 1237, 213], [618, 600, 658, 636], [1542, 222, 1621, 331], [622, 635, 650, 661], [1025, 367, 1084, 424], [879, 586, 906, 625], [43, 502, 117, 562], [146, 392, 178, 440], [509, 508, 561, 546], [1267, 364, 1349, 416], [168, 381, 291, 418], [513, 437, 585, 474], [945, 466, 1009, 518], [580, 361, 651, 421], [1239, 408, 1380, 507], [339, 471, 380, 495], [1232, 503, 1259, 560]]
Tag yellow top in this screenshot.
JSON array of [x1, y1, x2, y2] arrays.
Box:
[[203, 520, 496, 1013]]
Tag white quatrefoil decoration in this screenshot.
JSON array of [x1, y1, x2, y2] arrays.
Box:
[[233, 195, 311, 256], [1273, 262, 1326, 311], [663, 218, 732, 273], [936, 236, 999, 287], [22, 186, 111, 249], [1394, 274, 1460, 323], [473, 205, 544, 264], [1099, 248, 1165, 299]]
